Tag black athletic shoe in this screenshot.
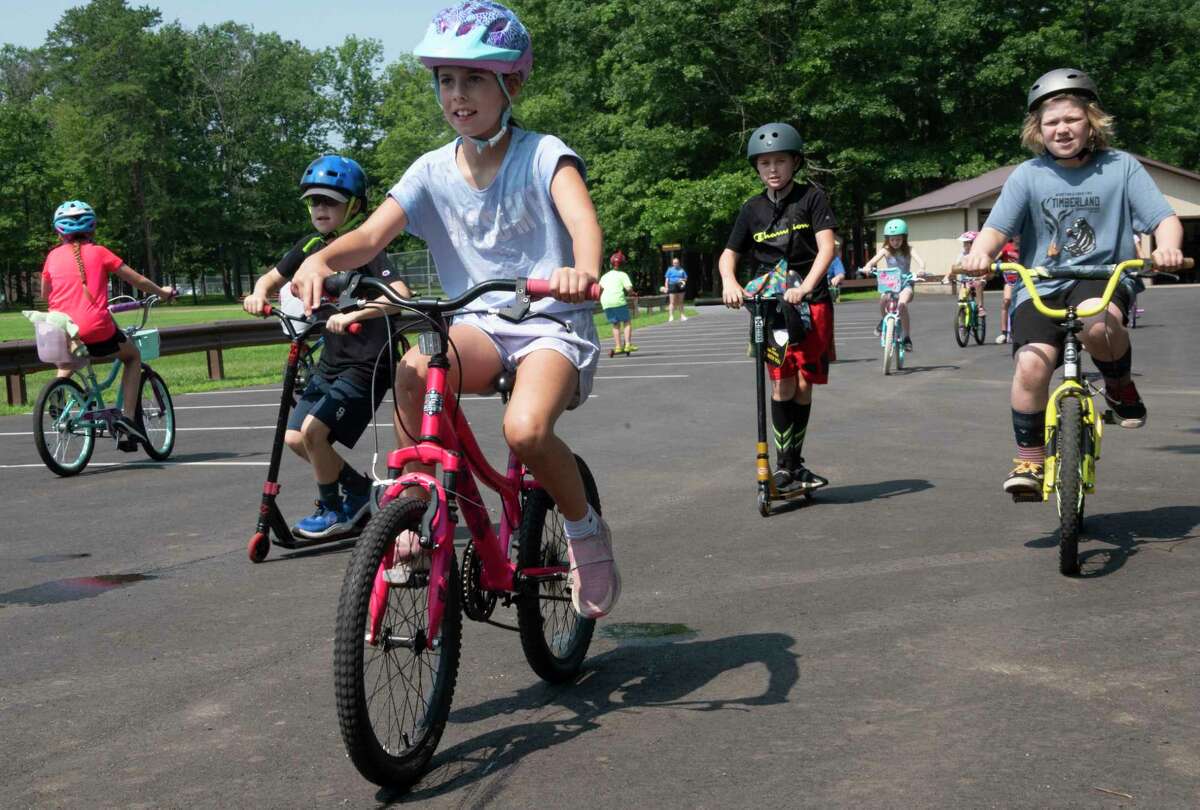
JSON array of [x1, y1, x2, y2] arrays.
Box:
[[791, 463, 828, 490], [772, 468, 795, 491], [112, 415, 147, 448], [1105, 379, 1147, 428]]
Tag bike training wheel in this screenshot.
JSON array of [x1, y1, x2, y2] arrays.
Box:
[[33, 377, 95, 477], [516, 454, 599, 683], [882, 319, 896, 375], [1055, 397, 1085, 576], [333, 497, 462, 789], [896, 339, 905, 370], [136, 366, 175, 461], [954, 304, 970, 347], [973, 313, 987, 345]]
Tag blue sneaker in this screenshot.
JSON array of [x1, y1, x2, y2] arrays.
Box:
[[342, 490, 371, 526], [293, 499, 351, 539]]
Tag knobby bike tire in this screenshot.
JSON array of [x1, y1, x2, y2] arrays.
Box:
[[333, 497, 463, 790], [1056, 397, 1085, 576], [973, 309, 987, 345], [136, 366, 175, 461], [517, 454, 600, 683], [882, 318, 896, 375], [954, 304, 970, 347], [33, 377, 95, 477]]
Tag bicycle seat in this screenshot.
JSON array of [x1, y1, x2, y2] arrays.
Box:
[[480, 370, 516, 398]]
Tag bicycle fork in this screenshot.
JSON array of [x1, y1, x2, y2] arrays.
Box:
[[1042, 336, 1103, 501]]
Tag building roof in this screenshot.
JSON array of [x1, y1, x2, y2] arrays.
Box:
[[869, 153, 1200, 220]]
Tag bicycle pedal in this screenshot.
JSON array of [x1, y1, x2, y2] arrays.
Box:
[[1010, 491, 1042, 503], [1102, 409, 1117, 425]]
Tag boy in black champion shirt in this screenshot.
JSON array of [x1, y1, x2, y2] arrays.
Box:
[[718, 123, 838, 491], [243, 155, 410, 538]]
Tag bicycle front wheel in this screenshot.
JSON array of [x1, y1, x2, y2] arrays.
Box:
[[954, 304, 970, 347], [973, 311, 987, 345], [517, 454, 599, 683], [136, 366, 175, 460], [333, 497, 462, 789], [1055, 397, 1085, 576], [33, 378, 95, 476], [882, 318, 896, 375]]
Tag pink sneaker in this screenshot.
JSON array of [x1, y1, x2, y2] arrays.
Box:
[[567, 517, 620, 619]]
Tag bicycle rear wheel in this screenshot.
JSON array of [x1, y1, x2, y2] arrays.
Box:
[[882, 318, 896, 375], [517, 454, 599, 683], [954, 304, 970, 347], [333, 497, 462, 789], [33, 378, 95, 476], [136, 366, 175, 460], [1055, 397, 1085, 576]]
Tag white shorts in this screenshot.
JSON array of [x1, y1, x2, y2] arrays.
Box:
[[454, 308, 600, 409]]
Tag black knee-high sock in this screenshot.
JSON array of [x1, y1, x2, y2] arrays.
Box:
[[771, 399, 794, 469], [789, 401, 812, 463]]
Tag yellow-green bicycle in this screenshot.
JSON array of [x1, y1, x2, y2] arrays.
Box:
[[994, 258, 1190, 575]]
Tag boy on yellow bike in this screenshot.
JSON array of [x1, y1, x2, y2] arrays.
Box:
[[959, 68, 1185, 497]]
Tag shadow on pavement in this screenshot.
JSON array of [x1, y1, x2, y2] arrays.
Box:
[[897, 364, 960, 374], [1149, 444, 1200, 455], [381, 632, 799, 804], [817, 478, 933, 504], [1025, 504, 1200, 577], [76, 450, 259, 475]]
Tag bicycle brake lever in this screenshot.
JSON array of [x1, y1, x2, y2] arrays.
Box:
[[496, 277, 531, 323]]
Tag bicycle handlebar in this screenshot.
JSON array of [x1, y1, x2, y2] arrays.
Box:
[[331, 272, 601, 315], [260, 302, 363, 335], [108, 294, 160, 314]]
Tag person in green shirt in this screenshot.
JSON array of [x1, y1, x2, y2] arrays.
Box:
[[599, 250, 638, 356]]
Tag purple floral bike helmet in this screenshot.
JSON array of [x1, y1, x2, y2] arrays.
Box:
[[414, 2, 533, 152]]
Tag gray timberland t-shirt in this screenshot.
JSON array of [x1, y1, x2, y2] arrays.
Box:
[[984, 149, 1174, 312], [388, 127, 589, 314]]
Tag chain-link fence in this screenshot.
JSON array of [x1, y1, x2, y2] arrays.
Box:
[[387, 249, 442, 297]]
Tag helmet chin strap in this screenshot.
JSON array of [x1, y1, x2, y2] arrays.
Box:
[[465, 73, 514, 154], [332, 209, 365, 238]]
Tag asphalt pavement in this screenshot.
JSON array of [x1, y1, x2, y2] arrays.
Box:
[[2, 288, 1198, 808]]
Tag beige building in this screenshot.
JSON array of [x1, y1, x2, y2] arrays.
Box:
[[867, 155, 1200, 285]]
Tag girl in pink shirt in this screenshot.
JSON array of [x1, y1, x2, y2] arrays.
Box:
[[40, 200, 174, 448]]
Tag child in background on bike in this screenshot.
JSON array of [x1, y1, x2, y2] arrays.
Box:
[[600, 250, 637, 355], [863, 218, 927, 352], [994, 238, 1020, 344], [718, 122, 837, 492], [958, 68, 1185, 496], [942, 231, 986, 315], [40, 200, 175, 450], [243, 155, 408, 538], [289, 1, 619, 619]]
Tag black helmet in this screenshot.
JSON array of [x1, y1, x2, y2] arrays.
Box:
[[1027, 68, 1099, 112], [747, 123, 804, 167]]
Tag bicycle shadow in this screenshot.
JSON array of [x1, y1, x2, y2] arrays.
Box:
[[817, 478, 933, 505], [1024, 504, 1200, 578], [895, 364, 959, 375], [379, 631, 799, 804], [75, 450, 256, 474], [1148, 444, 1200, 455]]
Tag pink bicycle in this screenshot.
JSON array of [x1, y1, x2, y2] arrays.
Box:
[[328, 274, 602, 789]]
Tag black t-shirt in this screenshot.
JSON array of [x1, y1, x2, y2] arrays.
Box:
[[726, 182, 838, 304], [276, 233, 397, 390]]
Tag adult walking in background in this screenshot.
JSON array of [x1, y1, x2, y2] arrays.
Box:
[[664, 256, 688, 321]]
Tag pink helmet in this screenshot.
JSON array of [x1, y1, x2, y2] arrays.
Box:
[[958, 231, 979, 242], [415, 2, 533, 82]]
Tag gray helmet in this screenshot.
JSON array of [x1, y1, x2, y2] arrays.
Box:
[[1027, 68, 1099, 112], [747, 122, 804, 166]]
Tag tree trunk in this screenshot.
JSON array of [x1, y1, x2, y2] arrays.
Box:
[[132, 160, 159, 284]]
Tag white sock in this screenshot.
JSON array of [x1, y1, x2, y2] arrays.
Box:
[[563, 505, 600, 540]]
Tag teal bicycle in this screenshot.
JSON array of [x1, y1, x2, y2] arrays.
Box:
[[32, 295, 175, 476]]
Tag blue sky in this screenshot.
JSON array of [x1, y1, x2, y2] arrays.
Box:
[[0, 0, 447, 64]]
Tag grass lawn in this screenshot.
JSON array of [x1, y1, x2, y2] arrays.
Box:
[[0, 304, 696, 416]]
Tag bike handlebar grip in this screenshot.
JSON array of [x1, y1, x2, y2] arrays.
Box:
[[261, 303, 274, 317], [347, 322, 363, 335], [108, 301, 144, 313], [322, 272, 358, 298], [1182, 258, 1195, 270], [524, 278, 602, 301]]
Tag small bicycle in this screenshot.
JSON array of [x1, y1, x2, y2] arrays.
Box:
[[326, 274, 603, 790], [984, 258, 1190, 576], [951, 274, 987, 346], [32, 295, 175, 476], [862, 267, 909, 374], [744, 294, 822, 517]]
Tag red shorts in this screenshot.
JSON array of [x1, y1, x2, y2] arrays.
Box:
[[766, 301, 833, 385]]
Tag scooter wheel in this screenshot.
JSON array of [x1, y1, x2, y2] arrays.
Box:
[[248, 532, 270, 563], [757, 492, 771, 517]]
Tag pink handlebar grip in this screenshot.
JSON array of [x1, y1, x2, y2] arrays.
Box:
[[347, 322, 363, 335], [108, 301, 144, 313], [524, 278, 602, 301]]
